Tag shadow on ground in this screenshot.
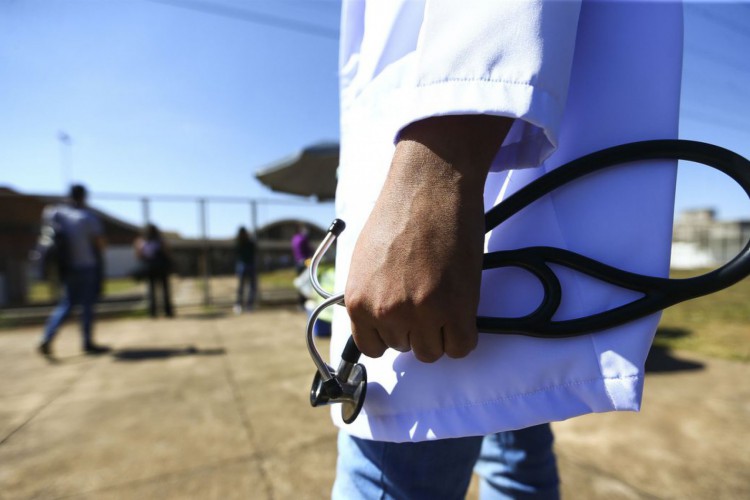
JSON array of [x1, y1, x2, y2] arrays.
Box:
[[646, 327, 704, 373], [111, 346, 226, 362]]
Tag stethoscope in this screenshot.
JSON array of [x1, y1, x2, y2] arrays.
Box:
[[305, 139, 750, 424]]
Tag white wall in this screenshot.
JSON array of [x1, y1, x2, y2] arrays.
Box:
[[105, 245, 138, 278], [670, 242, 716, 270]]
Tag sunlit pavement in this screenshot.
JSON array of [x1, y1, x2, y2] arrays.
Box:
[[0, 309, 748, 499]]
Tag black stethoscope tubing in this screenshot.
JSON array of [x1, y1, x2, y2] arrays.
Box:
[[477, 139, 750, 337]]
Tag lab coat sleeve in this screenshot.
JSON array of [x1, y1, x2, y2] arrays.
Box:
[[401, 0, 582, 169]]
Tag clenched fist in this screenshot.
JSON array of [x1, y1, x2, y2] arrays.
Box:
[[345, 115, 513, 362]]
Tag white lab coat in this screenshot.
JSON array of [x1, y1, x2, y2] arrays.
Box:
[[333, 0, 683, 442]]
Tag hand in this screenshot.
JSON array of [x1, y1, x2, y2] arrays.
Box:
[[345, 115, 513, 362]]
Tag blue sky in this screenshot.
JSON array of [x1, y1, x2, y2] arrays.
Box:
[[1, 0, 749, 238]]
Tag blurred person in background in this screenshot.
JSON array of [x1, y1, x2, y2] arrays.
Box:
[[38, 184, 109, 358], [234, 226, 257, 314], [291, 224, 313, 272], [291, 224, 313, 309], [134, 223, 174, 318]]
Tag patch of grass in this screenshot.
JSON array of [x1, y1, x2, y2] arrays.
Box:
[[27, 269, 301, 303], [27, 280, 62, 303], [0, 313, 18, 329], [110, 308, 151, 320], [258, 268, 299, 289], [27, 277, 143, 303], [656, 269, 750, 362], [104, 278, 143, 296]]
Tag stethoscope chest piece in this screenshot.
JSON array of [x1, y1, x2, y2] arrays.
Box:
[[309, 361, 367, 424]]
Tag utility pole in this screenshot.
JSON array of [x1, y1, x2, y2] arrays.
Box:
[[57, 131, 73, 189]]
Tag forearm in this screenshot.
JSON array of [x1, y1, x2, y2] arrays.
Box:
[[396, 114, 512, 182], [384, 114, 513, 237]]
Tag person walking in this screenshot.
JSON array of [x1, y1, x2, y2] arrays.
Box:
[[38, 184, 109, 358]]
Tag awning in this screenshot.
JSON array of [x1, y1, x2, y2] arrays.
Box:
[[255, 142, 339, 201]]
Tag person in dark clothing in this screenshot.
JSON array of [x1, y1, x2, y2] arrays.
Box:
[[234, 226, 257, 314], [134, 224, 174, 318]]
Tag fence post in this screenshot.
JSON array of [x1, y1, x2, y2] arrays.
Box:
[[249, 200, 258, 234], [141, 197, 150, 226], [249, 199, 261, 307], [199, 198, 211, 307]]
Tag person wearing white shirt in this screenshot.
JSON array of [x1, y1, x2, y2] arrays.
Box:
[[331, 1, 683, 498]]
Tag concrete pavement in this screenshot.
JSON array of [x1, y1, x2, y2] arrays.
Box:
[[0, 309, 747, 499]]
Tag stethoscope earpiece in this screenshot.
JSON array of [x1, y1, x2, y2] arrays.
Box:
[[309, 360, 367, 424]]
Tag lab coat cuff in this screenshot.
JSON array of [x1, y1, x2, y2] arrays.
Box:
[[333, 374, 643, 443], [391, 79, 566, 170]]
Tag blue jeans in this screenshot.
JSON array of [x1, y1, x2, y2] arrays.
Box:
[[42, 267, 98, 348], [332, 424, 558, 500]]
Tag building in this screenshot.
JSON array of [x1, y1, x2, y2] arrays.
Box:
[[671, 208, 750, 269]]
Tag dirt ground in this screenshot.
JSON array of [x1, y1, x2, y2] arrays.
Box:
[[0, 307, 748, 499]]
